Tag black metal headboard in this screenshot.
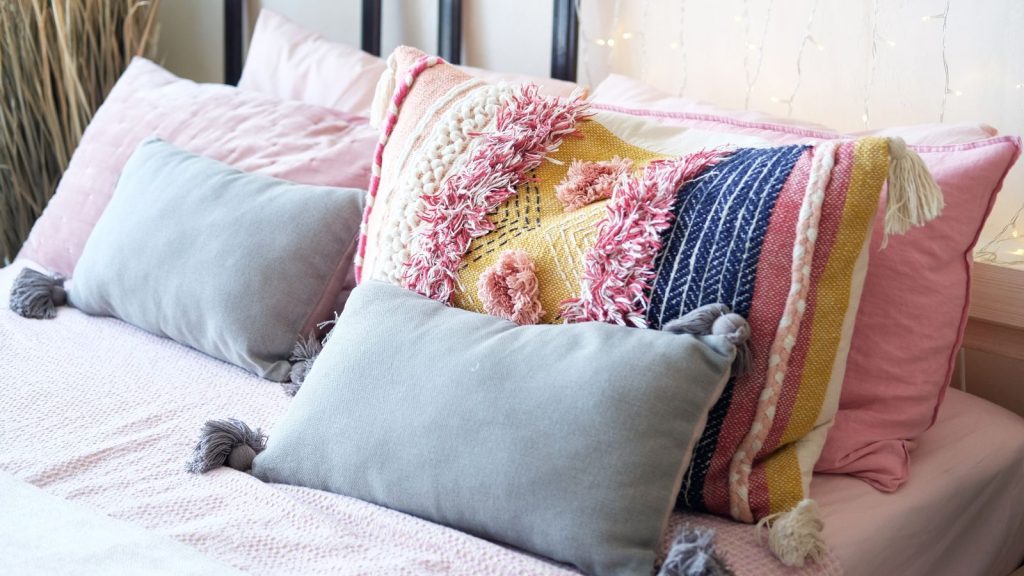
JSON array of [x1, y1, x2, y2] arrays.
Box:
[[222, 0, 579, 86]]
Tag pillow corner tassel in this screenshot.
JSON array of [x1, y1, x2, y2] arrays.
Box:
[[9, 268, 67, 319], [185, 418, 266, 474], [883, 137, 945, 246], [657, 527, 734, 576], [757, 499, 827, 568]]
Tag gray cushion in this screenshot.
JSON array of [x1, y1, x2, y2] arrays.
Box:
[[69, 139, 364, 381], [252, 281, 735, 576]]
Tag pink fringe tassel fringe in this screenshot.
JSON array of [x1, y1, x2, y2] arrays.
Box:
[[561, 150, 728, 327]]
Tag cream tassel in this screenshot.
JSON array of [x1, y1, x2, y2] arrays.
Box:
[[883, 137, 944, 245], [370, 53, 397, 130], [756, 499, 826, 567]]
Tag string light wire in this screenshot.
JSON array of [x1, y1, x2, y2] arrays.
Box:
[[742, 0, 776, 110], [674, 0, 689, 96]]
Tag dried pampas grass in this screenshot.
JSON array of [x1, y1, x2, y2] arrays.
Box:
[[0, 0, 160, 263]]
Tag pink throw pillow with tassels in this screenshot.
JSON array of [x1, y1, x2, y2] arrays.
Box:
[[590, 74, 1023, 493]]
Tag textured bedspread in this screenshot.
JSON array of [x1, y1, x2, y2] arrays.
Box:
[[1, 260, 842, 575]]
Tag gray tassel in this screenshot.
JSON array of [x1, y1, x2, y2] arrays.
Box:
[[9, 268, 66, 319], [658, 528, 734, 576], [185, 418, 266, 474], [284, 334, 322, 396], [663, 304, 753, 378]]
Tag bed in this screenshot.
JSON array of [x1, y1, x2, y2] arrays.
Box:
[[1, 259, 1021, 576], [2, 2, 1023, 575]]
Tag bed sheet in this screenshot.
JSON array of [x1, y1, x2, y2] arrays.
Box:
[[816, 386, 1024, 576], [9, 257, 1015, 575]]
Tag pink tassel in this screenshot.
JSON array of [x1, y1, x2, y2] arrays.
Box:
[[561, 149, 728, 327], [477, 250, 545, 325], [555, 157, 634, 211]]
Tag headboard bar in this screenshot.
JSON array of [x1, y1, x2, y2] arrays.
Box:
[[438, 0, 462, 64], [551, 0, 578, 82], [361, 0, 383, 57], [224, 0, 244, 85]]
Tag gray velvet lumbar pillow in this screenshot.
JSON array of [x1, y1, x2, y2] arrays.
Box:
[[251, 281, 738, 576], [68, 138, 364, 381]]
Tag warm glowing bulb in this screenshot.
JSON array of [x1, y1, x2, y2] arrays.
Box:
[[770, 96, 781, 103], [862, 113, 869, 124], [747, 43, 758, 51], [595, 38, 606, 46], [955, 89, 963, 97], [921, 15, 931, 21], [621, 32, 633, 40], [816, 43, 826, 51], [1017, 83, 1024, 90], [1013, 249, 1024, 256], [606, 38, 616, 47], [886, 40, 897, 47], [669, 42, 680, 49], [1013, 228, 1020, 238], [734, 15, 743, 22]]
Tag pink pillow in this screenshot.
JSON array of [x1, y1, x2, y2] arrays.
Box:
[[592, 74, 1022, 491], [20, 57, 378, 286], [238, 9, 582, 115], [238, 10, 387, 117]]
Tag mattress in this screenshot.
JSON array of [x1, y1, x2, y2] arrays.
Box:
[[0, 259, 1020, 576]]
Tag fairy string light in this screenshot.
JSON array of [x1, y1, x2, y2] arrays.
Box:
[[742, 0, 775, 110], [772, 0, 821, 117], [673, 0, 689, 96], [922, 0, 955, 122]]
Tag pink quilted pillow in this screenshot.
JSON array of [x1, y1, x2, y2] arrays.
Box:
[[20, 57, 378, 284], [238, 9, 582, 115], [592, 74, 1022, 491]]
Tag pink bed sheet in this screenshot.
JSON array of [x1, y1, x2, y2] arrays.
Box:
[[816, 387, 1024, 576], [5, 256, 1014, 576]]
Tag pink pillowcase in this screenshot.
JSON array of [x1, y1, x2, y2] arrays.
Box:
[[238, 9, 581, 117], [591, 74, 1022, 491], [20, 58, 378, 305], [238, 10, 387, 117]]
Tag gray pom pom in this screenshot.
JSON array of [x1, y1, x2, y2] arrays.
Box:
[[284, 333, 323, 396], [659, 528, 734, 576], [662, 303, 732, 336], [663, 304, 753, 378], [185, 418, 266, 474], [9, 268, 66, 319]]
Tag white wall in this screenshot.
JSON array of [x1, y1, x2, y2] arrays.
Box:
[[155, 0, 1023, 259]]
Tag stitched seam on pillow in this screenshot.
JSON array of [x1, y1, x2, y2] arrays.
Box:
[[356, 54, 443, 283], [593, 103, 1022, 153]]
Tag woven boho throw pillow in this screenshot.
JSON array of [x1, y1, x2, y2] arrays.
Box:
[[359, 46, 943, 566]]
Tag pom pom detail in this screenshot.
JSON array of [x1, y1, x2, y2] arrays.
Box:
[[9, 268, 66, 319], [884, 137, 944, 245], [663, 304, 752, 378], [555, 157, 633, 211], [284, 333, 323, 396], [477, 250, 544, 325], [659, 527, 734, 576], [757, 499, 826, 567], [185, 418, 266, 474]]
